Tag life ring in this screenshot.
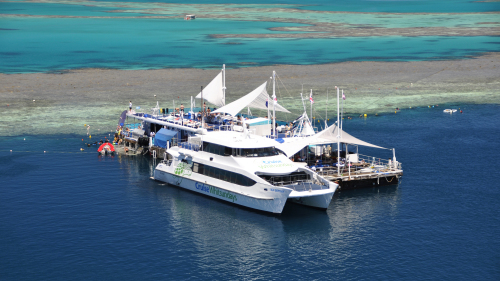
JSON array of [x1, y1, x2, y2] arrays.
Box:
[[97, 143, 115, 154]]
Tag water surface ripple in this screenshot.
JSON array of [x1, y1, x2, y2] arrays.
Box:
[[1, 104, 499, 280]]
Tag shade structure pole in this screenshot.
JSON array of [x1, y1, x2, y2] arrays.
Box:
[[337, 86, 340, 177], [222, 64, 226, 106], [272, 71, 276, 138], [341, 89, 344, 137], [310, 89, 313, 128], [325, 88, 329, 128]]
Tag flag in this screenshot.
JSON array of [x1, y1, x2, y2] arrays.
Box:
[[265, 98, 268, 108], [272, 94, 277, 104], [342, 92, 346, 100], [309, 90, 314, 104]]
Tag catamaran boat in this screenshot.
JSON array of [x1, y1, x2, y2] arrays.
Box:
[[153, 130, 338, 214]]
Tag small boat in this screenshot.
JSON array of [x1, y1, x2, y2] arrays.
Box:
[[443, 109, 457, 113], [97, 142, 115, 155], [184, 14, 195, 20]]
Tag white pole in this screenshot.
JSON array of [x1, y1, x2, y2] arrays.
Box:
[[325, 88, 329, 128], [201, 86, 204, 129], [393, 148, 397, 168], [222, 64, 226, 106], [190, 96, 193, 119], [341, 89, 344, 137], [300, 90, 306, 112], [272, 71, 276, 138], [348, 144, 351, 180], [267, 102, 270, 128], [268, 77, 271, 130], [310, 89, 313, 129], [337, 86, 340, 177]]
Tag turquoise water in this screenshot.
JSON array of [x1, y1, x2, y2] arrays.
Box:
[[1, 14, 499, 73], [0, 2, 146, 17], [97, 0, 500, 13], [1, 0, 499, 73]]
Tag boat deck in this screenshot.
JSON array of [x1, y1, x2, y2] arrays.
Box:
[[317, 166, 403, 182]]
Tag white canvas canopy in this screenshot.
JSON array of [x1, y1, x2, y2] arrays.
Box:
[[196, 71, 224, 108], [275, 123, 387, 157], [313, 123, 387, 149], [274, 137, 311, 157], [212, 81, 290, 116]]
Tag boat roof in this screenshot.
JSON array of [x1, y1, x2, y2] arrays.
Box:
[[201, 131, 277, 149]]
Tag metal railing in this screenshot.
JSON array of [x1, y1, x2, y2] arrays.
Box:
[[262, 176, 328, 190], [179, 141, 201, 152]]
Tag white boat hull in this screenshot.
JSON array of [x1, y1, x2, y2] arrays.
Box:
[[287, 185, 336, 209], [154, 165, 291, 214]]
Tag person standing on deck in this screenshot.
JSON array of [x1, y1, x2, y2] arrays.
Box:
[[129, 101, 132, 112]]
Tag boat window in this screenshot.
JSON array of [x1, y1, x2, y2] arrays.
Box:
[[224, 146, 231, 156], [235, 147, 279, 157], [193, 162, 256, 186], [202, 142, 228, 156], [258, 171, 310, 185]]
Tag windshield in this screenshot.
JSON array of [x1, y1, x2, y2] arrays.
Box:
[[236, 147, 279, 157]]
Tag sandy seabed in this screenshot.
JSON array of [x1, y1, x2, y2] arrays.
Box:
[[1, 53, 499, 136]]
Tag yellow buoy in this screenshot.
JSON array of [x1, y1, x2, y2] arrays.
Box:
[[364, 114, 367, 117], [89, 135, 91, 139], [395, 111, 397, 114]]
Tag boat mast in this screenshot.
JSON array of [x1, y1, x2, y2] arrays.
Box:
[[222, 64, 226, 106], [337, 86, 340, 177], [272, 70, 276, 138]]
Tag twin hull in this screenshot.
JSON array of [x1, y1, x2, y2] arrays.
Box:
[[154, 164, 291, 214]]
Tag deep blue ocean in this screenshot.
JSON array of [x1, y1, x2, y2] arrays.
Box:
[[1, 104, 499, 280]]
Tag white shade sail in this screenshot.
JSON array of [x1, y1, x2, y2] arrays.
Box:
[[313, 123, 387, 149], [212, 81, 290, 116], [196, 71, 224, 108], [275, 123, 388, 157]]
